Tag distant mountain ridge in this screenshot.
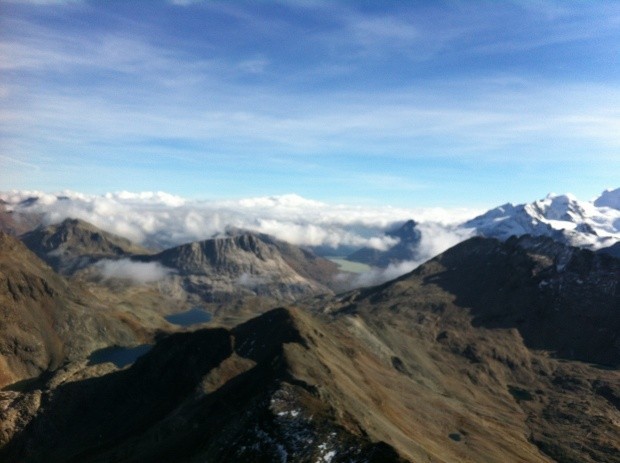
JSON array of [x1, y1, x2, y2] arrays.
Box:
[[20, 218, 152, 274], [347, 219, 421, 267], [339, 189, 620, 269], [594, 187, 620, 209], [17, 217, 343, 304], [140, 231, 341, 302], [5, 188, 620, 272]]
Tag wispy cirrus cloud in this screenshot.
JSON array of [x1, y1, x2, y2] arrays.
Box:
[[1, 1, 619, 204]]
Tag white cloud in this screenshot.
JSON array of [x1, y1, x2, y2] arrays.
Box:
[[348, 224, 474, 288], [0, 190, 480, 252], [95, 259, 173, 284], [350, 260, 420, 288], [416, 222, 475, 261]]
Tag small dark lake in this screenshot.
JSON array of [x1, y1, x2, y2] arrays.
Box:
[[165, 307, 212, 326], [88, 344, 153, 368]]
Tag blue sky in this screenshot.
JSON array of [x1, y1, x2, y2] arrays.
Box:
[[1, 0, 619, 208]]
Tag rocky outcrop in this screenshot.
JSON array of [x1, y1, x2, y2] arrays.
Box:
[[143, 232, 338, 302]]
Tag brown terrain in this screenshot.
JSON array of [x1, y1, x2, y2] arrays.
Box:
[[0, 227, 618, 462], [20, 218, 153, 275], [0, 232, 145, 389]]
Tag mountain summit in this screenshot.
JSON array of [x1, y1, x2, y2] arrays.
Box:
[[142, 231, 340, 302], [20, 218, 151, 274], [464, 191, 620, 252]]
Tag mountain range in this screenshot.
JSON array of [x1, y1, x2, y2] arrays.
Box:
[[0, 189, 618, 462], [342, 188, 620, 268], [0, 233, 617, 462], [138, 230, 342, 303], [2, 188, 619, 268], [464, 189, 620, 251]]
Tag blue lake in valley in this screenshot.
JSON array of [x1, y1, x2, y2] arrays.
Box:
[[88, 308, 212, 368], [165, 307, 213, 326]]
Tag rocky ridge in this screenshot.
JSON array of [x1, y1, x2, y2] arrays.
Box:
[[141, 231, 340, 302], [20, 218, 152, 275]]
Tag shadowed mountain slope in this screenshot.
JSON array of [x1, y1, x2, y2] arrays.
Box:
[[20, 218, 151, 274], [599, 241, 620, 258], [325, 235, 619, 462], [0, 233, 140, 389], [422, 235, 619, 366], [0, 308, 405, 463]]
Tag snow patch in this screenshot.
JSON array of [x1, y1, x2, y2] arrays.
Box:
[[465, 189, 620, 250]]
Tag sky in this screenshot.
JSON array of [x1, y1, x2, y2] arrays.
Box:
[[1, 0, 619, 208]]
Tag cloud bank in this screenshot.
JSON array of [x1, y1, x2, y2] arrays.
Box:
[[2, 190, 483, 289], [95, 259, 173, 284], [350, 223, 474, 287], [0, 190, 480, 253]]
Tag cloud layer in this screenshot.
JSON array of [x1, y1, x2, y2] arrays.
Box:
[[95, 258, 173, 284], [350, 223, 474, 287], [1, 190, 480, 253]]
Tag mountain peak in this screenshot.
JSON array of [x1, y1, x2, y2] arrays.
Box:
[[20, 218, 150, 274], [347, 219, 422, 267], [148, 232, 338, 302], [387, 219, 420, 243], [465, 191, 620, 252]]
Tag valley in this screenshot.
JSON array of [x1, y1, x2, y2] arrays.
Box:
[[5, 1, 620, 460]]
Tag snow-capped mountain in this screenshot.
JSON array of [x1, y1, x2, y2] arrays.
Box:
[[464, 189, 620, 251]]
